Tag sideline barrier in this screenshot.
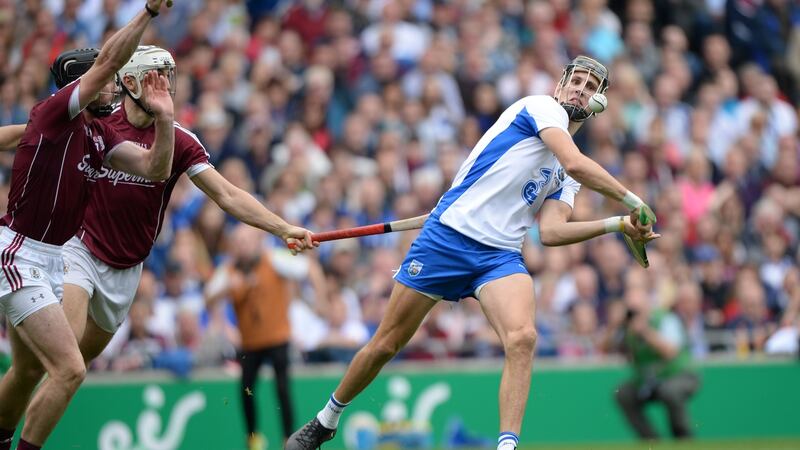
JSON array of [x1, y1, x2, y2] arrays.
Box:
[[37, 358, 800, 449]]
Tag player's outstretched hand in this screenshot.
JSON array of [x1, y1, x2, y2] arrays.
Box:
[[282, 225, 319, 255], [623, 215, 660, 243], [146, 0, 174, 15], [142, 71, 174, 121]]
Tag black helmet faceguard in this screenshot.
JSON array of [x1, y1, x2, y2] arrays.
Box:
[[50, 48, 118, 117], [554, 55, 610, 122]]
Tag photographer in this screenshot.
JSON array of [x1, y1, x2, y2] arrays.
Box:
[[204, 224, 327, 450], [600, 287, 700, 440]]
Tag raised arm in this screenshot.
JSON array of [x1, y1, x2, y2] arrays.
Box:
[[191, 168, 315, 252], [538, 198, 660, 247], [0, 124, 25, 150], [540, 127, 655, 228], [106, 72, 174, 180], [78, 0, 171, 110]]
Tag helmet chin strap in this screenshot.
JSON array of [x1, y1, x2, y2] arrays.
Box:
[[559, 102, 592, 122], [121, 83, 154, 117], [87, 104, 115, 117]]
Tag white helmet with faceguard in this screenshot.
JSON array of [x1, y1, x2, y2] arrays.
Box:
[[118, 45, 176, 114], [554, 55, 610, 122]]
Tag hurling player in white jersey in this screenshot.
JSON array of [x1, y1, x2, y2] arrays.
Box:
[[286, 56, 660, 450]]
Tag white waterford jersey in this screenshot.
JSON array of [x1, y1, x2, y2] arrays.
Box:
[[431, 95, 581, 252]]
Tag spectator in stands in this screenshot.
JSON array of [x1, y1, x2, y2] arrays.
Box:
[[765, 267, 800, 355], [0, 0, 797, 378], [673, 282, 710, 359], [558, 301, 602, 358], [305, 277, 369, 364], [726, 269, 777, 355], [111, 299, 167, 372]]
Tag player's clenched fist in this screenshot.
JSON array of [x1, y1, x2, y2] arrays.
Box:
[[141, 71, 174, 120], [145, 0, 174, 16], [282, 225, 318, 255], [629, 204, 656, 236], [622, 215, 660, 244]]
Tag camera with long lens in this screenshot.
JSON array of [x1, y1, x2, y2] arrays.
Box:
[[624, 308, 639, 324]]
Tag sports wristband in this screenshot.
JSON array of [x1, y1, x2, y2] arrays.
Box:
[[604, 216, 624, 234], [622, 191, 644, 211], [145, 3, 159, 17]]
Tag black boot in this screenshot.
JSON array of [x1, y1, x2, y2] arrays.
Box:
[[285, 418, 336, 450]]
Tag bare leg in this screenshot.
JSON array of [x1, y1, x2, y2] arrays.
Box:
[[77, 315, 115, 365], [477, 273, 537, 435], [14, 303, 86, 445], [0, 284, 93, 435], [61, 284, 90, 343], [65, 283, 116, 366], [0, 321, 45, 431], [287, 285, 441, 450], [334, 283, 437, 403]]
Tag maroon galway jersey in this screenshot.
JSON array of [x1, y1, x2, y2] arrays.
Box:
[[78, 105, 211, 268], [2, 80, 125, 245]]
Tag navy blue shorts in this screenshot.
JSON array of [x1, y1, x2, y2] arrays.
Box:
[[394, 219, 527, 301]]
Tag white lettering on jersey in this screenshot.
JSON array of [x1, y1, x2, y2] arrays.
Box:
[[435, 95, 582, 252], [77, 154, 157, 187]]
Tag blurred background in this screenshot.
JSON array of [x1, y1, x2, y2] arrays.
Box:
[[0, 0, 798, 449]]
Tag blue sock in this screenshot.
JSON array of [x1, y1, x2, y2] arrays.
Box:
[[497, 431, 519, 450]]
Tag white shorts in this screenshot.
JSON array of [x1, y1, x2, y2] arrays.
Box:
[[0, 227, 63, 326], [62, 237, 143, 333]]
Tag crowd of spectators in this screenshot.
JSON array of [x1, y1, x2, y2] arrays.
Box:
[[0, 0, 799, 374]]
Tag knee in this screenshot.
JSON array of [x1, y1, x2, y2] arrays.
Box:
[[657, 389, 685, 409], [50, 359, 87, 390], [615, 383, 636, 406], [503, 326, 538, 357], [365, 337, 403, 362]]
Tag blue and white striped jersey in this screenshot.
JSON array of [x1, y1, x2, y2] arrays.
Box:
[[431, 95, 581, 252]]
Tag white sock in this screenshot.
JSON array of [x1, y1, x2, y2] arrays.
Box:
[[497, 431, 518, 450], [316, 394, 349, 429]]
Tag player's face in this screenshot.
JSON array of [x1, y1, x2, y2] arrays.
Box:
[[144, 68, 176, 99], [123, 67, 176, 99], [91, 79, 120, 108], [557, 69, 601, 109]]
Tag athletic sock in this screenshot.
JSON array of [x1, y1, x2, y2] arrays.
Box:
[[15, 439, 40, 450], [497, 431, 519, 450], [316, 393, 349, 429], [0, 428, 14, 450]]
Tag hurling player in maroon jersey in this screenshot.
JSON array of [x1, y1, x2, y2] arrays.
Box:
[[0, 2, 177, 449], [0, 44, 316, 447], [58, 45, 315, 368]]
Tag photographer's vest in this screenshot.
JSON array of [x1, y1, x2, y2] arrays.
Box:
[[229, 253, 291, 351], [625, 310, 691, 385]]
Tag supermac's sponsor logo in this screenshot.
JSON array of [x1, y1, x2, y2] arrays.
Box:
[[78, 155, 156, 187]]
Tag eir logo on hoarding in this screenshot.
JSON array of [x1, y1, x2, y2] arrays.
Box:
[[98, 385, 206, 450]]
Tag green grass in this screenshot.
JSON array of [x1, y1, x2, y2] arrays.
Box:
[[517, 437, 800, 450]]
